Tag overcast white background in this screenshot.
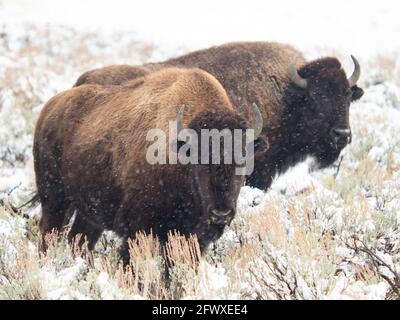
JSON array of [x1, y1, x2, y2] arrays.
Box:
[[1, 0, 399, 57]]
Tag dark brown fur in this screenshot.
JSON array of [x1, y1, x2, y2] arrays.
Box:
[[76, 41, 364, 190], [34, 67, 248, 263]]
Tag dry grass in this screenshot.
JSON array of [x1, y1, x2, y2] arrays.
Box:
[[367, 53, 400, 86], [0, 219, 210, 300], [0, 236, 43, 299], [0, 24, 399, 299]]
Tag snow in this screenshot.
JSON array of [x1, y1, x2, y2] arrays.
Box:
[[96, 272, 125, 300], [40, 258, 88, 299], [197, 261, 229, 299], [368, 146, 385, 161], [237, 186, 264, 209], [0, 0, 399, 300], [327, 278, 388, 300], [271, 158, 319, 196]]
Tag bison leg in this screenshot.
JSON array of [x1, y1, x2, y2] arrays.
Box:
[[118, 236, 131, 267], [39, 199, 70, 252], [35, 145, 71, 251], [67, 214, 103, 266], [67, 214, 103, 251]]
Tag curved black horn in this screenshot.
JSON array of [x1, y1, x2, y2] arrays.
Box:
[[348, 55, 361, 87], [290, 57, 307, 89]]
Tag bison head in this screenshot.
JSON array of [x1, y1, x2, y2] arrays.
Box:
[[290, 55, 364, 168], [172, 103, 262, 236]]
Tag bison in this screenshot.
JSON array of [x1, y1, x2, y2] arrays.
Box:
[[75, 41, 364, 190], [34, 67, 262, 263]]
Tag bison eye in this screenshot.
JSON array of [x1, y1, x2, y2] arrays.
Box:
[[254, 138, 262, 149], [173, 140, 191, 157], [176, 140, 186, 150]]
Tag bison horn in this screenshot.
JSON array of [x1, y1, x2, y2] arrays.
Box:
[[290, 57, 307, 89], [176, 105, 186, 134], [348, 55, 360, 87], [170, 105, 186, 154], [251, 103, 263, 139]]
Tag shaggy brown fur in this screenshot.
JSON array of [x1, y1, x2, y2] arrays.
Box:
[[34, 67, 249, 263], [76, 41, 364, 190], [75, 64, 149, 86]]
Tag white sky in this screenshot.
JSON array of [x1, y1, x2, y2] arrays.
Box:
[[0, 0, 399, 57]]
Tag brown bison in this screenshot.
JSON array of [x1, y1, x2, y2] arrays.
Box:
[[76, 41, 364, 190], [34, 67, 262, 263]]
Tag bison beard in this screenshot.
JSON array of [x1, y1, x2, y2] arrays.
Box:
[[75, 41, 364, 191], [34, 67, 260, 266]]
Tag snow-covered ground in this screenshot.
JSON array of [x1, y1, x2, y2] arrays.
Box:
[[0, 1, 399, 299]]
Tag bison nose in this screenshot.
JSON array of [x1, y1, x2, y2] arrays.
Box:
[[209, 208, 234, 225], [331, 128, 352, 147], [211, 209, 232, 217]]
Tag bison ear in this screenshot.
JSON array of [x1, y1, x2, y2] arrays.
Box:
[[351, 85, 364, 101]]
